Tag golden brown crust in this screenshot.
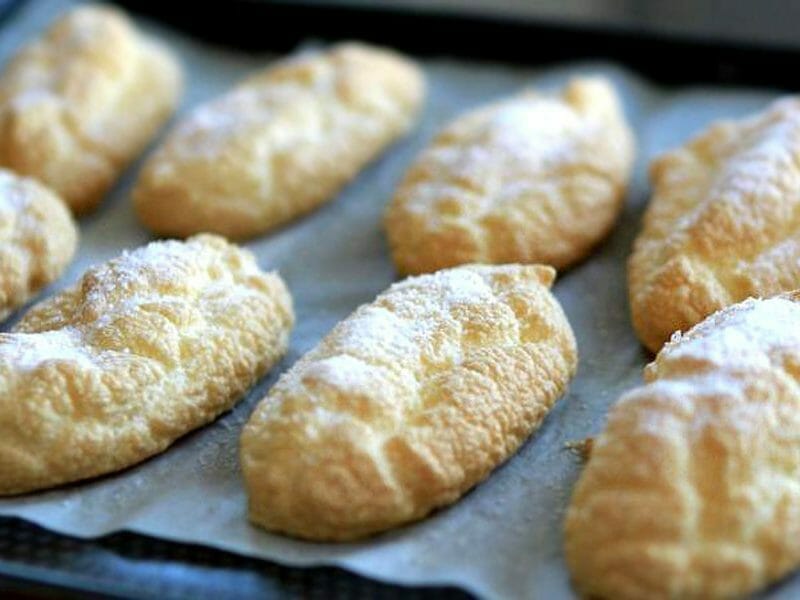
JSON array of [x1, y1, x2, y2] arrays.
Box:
[[0, 169, 77, 321], [241, 263, 577, 541], [629, 97, 800, 353], [384, 77, 634, 275], [0, 234, 294, 495], [0, 4, 183, 214], [565, 293, 800, 599], [133, 42, 425, 239]]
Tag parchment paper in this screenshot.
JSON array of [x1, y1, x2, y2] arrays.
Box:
[[0, 1, 793, 598]]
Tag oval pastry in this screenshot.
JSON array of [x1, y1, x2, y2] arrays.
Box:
[[565, 294, 800, 599], [0, 235, 293, 495], [0, 169, 77, 322], [630, 97, 800, 352], [0, 4, 183, 214], [385, 77, 634, 275], [134, 42, 425, 239], [241, 264, 577, 541]]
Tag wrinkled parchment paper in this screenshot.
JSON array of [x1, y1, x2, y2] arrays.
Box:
[[0, 1, 793, 598]]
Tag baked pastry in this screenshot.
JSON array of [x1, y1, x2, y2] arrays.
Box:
[[565, 293, 800, 599], [385, 77, 634, 275], [241, 263, 577, 541], [134, 42, 425, 239], [0, 169, 77, 322], [0, 234, 293, 495], [629, 97, 800, 352], [0, 4, 182, 214]]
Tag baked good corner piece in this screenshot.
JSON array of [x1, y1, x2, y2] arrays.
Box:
[[0, 4, 183, 214], [0, 234, 293, 495], [241, 263, 577, 541], [565, 293, 800, 599]]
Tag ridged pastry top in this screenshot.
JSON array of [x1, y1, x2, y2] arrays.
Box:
[[0, 169, 77, 321], [565, 293, 800, 599], [385, 77, 634, 275], [629, 96, 800, 352], [0, 234, 294, 495], [0, 4, 182, 213], [134, 42, 425, 239], [241, 263, 577, 541]]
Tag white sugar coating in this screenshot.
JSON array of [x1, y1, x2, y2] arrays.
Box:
[[633, 296, 800, 439], [135, 42, 424, 242], [0, 172, 53, 241], [708, 118, 800, 216], [303, 354, 374, 388], [0, 168, 78, 322], [165, 89, 277, 162], [486, 97, 584, 161], [323, 306, 420, 363], [399, 93, 594, 219], [567, 290, 800, 599], [241, 261, 576, 541], [281, 268, 502, 398], [0, 233, 293, 496], [293, 270, 498, 398], [629, 95, 800, 352], [9, 235, 271, 348], [661, 297, 800, 365], [385, 77, 634, 276], [0, 170, 32, 211], [386, 265, 496, 306], [73, 237, 265, 322], [0, 329, 93, 371], [263, 264, 550, 423]]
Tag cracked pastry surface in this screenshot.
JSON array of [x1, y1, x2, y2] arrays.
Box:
[[241, 263, 577, 541], [565, 293, 800, 599], [0, 169, 77, 322], [134, 42, 425, 239], [0, 234, 294, 495], [629, 96, 800, 353], [385, 77, 634, 275], [0, 4, 183, 214]]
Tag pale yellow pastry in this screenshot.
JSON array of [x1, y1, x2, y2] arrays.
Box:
[[0, 4, 183, 214], [134, 42, 425, 239], [0, 169, 77, 322], [0, 234, 293, 495], [630, 97, 800, 353], [241, 263, 577, 541], [565, 293, 800, 599], [385, 77, 634, 275]]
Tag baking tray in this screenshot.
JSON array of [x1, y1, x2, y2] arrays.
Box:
[[1, 1, 798, 599]]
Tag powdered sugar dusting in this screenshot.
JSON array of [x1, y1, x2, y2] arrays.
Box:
[[487, 96, 583, 164], [267, 264, 548, 421], [387, 266, 493, 306], [0, 328, 92, 371], [0, 168, 78, 321], [397, 84, 608, 219], [665, 296, 800, 368], [631, 296, 800, 444], [285, 267, 498, 395]]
